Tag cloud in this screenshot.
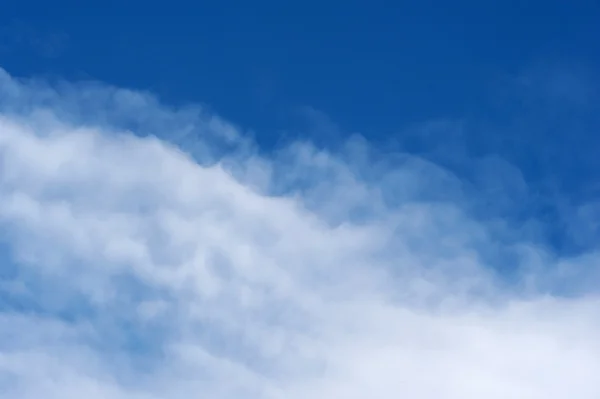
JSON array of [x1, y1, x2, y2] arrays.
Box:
[[0, 66, 599, 398]]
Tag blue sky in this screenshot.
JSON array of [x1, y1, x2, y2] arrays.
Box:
[[2, 1, 598, 134], [1, 2, 600, 398]]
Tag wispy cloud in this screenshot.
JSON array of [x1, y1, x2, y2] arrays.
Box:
[[0, 67, 599, 398]]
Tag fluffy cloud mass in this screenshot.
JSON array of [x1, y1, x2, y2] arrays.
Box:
[[0, 67, 599, 398]]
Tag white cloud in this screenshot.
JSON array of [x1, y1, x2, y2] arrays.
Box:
[[0, 67, 599, 398]]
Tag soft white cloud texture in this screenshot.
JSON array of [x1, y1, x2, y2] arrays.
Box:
[[0, 68, 599, 398]]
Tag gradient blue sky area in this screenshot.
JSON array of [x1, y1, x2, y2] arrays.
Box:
[[1, 1, 598, 131], [1, 3, 600, 397]]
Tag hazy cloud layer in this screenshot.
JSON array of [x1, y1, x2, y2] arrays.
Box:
[[0, 67, 599, 398]]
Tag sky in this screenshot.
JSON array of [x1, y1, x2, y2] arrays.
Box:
[[0, 2, 600, 398]]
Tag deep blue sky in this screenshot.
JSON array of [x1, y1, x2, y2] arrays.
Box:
[[1, 1, 598, 137]]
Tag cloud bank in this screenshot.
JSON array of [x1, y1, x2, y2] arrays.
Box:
[[0, 67, 599, 398]]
